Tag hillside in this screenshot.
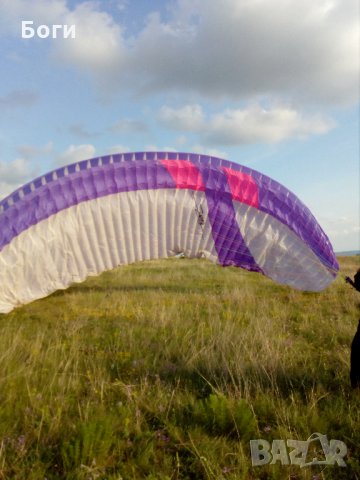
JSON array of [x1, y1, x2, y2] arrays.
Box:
[[0, 256, 359, 479]]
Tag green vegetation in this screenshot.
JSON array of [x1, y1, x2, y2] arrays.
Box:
[[0, 256, 359, 479]]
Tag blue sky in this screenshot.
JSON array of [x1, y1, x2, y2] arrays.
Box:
[[0, 0, 359, 252]]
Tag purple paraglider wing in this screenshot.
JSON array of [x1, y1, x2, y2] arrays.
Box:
[[0, 151, 338, 313]]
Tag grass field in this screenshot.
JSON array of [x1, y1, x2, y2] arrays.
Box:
[[0, 256, 359, 479]]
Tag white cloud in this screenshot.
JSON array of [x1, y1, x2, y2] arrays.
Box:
[[0, 0, 126, 74], [110, 119, 148, 133], [124, 0, 359, 105], [0, 158, 38, 200], [176, 135, 188, 146], [208, 106, 333, 144], [57, 144, 96, 166], [1, 0, 357, 106], [191, 145, 227, 159], [0, 0, 68, 35], [0, 158, 33, 184], [54, 2, 126, 73], [319, 216, 360, 252], [106, 145, 130, 154], [16, 142, 53, 158], [0, 182, 17, 200], [68, 124, 100, 139], [116, 1, 129, 13], [159, 103, 333, 145], [159, 104, 204, 132]]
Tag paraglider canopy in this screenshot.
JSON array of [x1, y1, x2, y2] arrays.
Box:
[[0, 151, 338, 313]]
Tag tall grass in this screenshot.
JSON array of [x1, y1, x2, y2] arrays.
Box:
[[0, 256, 359, 479]]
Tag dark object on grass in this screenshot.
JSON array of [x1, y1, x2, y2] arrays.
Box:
[[346, 270, 360, 388], [350, 319, 360, 389], [345, 268, 360, 293]]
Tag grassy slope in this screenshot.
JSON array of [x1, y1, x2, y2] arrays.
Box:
[[0, 256, 359, 479]]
